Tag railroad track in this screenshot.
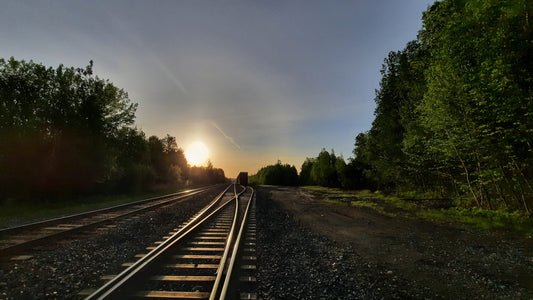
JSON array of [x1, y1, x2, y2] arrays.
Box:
[[0, 187, 213, 258], [85, 184, 256, 299]]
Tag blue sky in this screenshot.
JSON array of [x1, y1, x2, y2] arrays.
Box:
[[1, 1, 435, 176]]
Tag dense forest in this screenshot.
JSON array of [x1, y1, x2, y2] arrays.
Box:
[[252, 0, 533, 214], [0, 58, 226, 202], [352, 0, 533, 213]]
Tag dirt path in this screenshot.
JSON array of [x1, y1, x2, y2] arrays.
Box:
[[261, 186, 533, 298]]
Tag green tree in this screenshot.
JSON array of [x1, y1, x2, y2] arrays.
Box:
[[299, 158, 316, 185], [352, 0, 533, 212], [148, 135, 166, 184], [310, 150, 333, 187], [188, 161, 227, 185], [352, 41, 428, 191], [112, 127, 154, 191], [335, 154, 347, 188], [0, 58, 137, 198], [147, 134, 187, 186], [251, 161, 298, 186], [418, 0, 533, 210]]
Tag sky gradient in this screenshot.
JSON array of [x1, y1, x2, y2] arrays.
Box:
[[1, 1, 435, 177]]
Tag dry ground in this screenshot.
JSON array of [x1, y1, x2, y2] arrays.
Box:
[[260, 185, 533, 298]]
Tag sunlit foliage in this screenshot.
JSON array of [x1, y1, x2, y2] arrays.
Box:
[[353, 0, 533, 213]]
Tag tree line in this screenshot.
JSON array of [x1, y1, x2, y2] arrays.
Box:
[[250, 149, 372, 190], [353, 0, 533, 213], [300, 149, 366, 189], [251, 0, 532, 214], [0, 57, 226, 202], [249, 161, 298, 186]]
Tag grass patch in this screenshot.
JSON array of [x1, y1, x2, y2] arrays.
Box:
[[350, 200, 393, 216], [302, 186, 344, 192], [384, 196, 533, 235], [324, 198, 390, 215], [324, 199, 350, 206], [385, 196, 423, 211], [302, 186, 533, 235], [0, 187, 188, 229], [419, 208, 533, 233], [309, 187, 396, 216]]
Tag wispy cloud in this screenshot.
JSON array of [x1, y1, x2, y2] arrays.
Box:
[[211, 121, 241, 150]]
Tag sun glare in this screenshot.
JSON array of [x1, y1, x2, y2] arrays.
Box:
[[185, 141, 209, 166]]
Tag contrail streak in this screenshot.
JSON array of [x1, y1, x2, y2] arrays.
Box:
[[211, 122, 241, 150], [105, 11, 188, 95], [153, 57, 188, 95]]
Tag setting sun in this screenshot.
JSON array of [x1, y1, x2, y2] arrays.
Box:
[[185, 141, 209, 166]]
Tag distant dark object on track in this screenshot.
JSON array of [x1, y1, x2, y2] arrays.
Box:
[[236, 172, 248, 186]]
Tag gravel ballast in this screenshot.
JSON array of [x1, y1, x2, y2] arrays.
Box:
[[0, 187, 224, 299], [2, 185, 532, 299]]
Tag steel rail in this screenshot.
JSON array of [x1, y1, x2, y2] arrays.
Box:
[[209, 185, 247, 300], [219, 187, 254, 300], [0, 187, 214, 256], [85, 184, 237, 299], [0, 186, 210, 234]]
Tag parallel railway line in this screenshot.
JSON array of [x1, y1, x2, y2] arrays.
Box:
[[85, 184, 256, 299], [0, 187, 212, 258]]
